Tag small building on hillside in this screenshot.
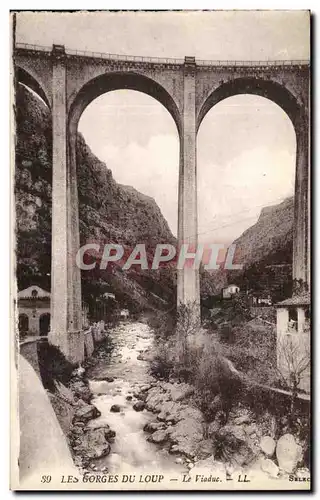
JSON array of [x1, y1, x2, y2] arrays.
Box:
[[251, 294, 273, 306], [275, 292, 310, 393], [222, 284, 240, 300], [18, 286, 51, 338]]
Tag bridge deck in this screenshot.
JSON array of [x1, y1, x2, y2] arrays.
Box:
[[14, 42, 309, 67]]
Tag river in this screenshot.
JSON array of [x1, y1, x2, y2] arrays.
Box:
[[86, 321, 185, 475]]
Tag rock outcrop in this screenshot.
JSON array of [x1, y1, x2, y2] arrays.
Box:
[[205, 197, 294, 302], [71, 427, 112, 461]]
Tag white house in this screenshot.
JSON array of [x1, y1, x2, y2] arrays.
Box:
[[275, 292, 310, 393], [18, 285, 89, 338], [18, 286, 51, 337], [222, 284, 240, 299]]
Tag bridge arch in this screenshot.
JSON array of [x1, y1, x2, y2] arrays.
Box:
[[197, 77, 303, 134], [196, 75, 309, 290], [65, 71, 182, 336], [15, 66, 50, 108], [68, 71, 182, 138]]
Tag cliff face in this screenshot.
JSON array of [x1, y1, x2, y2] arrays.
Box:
[[232, 197, 294, 269], [204, 197, 294, 302], [15, 84, 176, 311], [231, 197, 294, 301], [76, 134, 175, 248]]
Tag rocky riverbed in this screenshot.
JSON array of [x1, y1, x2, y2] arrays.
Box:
[[53, 321, 309, 483]]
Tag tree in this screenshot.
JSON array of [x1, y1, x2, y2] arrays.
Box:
[[277, 332, 310, 418]]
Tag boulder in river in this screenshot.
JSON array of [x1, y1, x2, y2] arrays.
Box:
[[134, 391, 147, 402], [70, 380, 92, 403], [276, 433, 302, 473], [216, 424, 257, 466], [143, 421, 166, 433], [145, 386, 170, 412], [260, 436, 276, 457], [133, 401, 146, 412], [105, 429, 116, 441], [73, 404, 101, 424], [70, 425, 84, 437], [167, 415, 204, 459], [148, 429, 168, 444], [72, 427, 111, 460], [140, 384, 152, 392], [110, 404, 121, 413], [260, 458, 279, 478]]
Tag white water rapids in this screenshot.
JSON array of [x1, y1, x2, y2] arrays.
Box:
[[86, 322, 185, 475]]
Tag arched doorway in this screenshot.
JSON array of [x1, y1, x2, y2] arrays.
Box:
[[39, 313, 50, 336], [18, 314, 29, 338], [69, 79, 180, 316]]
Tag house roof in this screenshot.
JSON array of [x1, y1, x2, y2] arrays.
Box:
[[18, 285, 51, 299], [276, 292, 310, 307]]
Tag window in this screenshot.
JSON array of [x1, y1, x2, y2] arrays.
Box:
[[288, 308, 298, 332]]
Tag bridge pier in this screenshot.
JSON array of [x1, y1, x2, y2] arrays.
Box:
[[293, 108, 310, 293], [177, 57, 200, 319], [49, 45, 84, 363]]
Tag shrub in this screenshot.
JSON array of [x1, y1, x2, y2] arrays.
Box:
[[150, 303, 200, 381], [192, 341, 245, 421], [150, 340, 175, 379], [151, 303, 246, 421], [147, 307, 176, 340], [212, 322, 278, 386], [37, 341, 74, 391]]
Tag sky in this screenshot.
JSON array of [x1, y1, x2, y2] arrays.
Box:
[[16, 11, 309, 243]]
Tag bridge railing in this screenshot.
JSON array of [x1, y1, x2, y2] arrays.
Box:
[[66, 47, 185, 64], [16, 43, 52, 53], [197, 59, 310, 66], [15, 43, 185, 64], [15, 43, 309, 67]]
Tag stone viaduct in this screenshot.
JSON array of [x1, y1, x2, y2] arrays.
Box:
[[14, 43, 310, 362]]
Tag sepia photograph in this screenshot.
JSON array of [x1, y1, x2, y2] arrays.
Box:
[[10, 9, 311, 491]]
